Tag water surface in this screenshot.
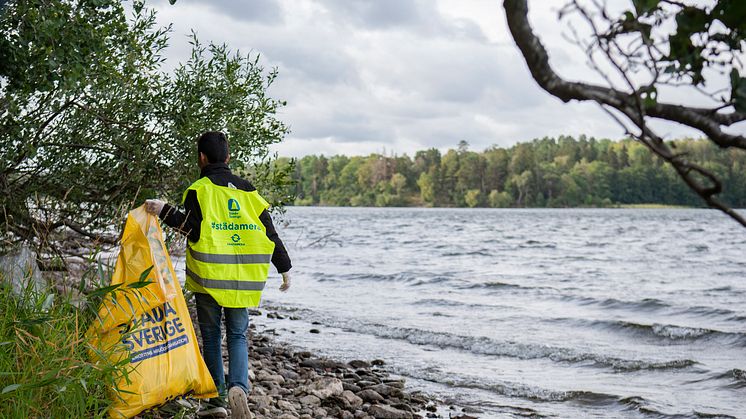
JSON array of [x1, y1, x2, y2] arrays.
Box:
[[255, 208, 745, 418]]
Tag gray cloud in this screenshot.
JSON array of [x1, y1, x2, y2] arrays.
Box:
[[152, 0, 711, 158]]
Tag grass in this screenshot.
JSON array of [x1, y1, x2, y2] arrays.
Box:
[[0, 266, 129, 418]]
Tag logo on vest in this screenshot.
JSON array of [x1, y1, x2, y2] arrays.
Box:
[[231, 233, 241, 243], [227, 198, 241, 219]]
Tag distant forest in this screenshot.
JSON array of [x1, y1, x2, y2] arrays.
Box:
[[284, 137, 746, 208]]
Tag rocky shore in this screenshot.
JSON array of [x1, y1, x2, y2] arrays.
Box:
[[140, 307, 480, 419]]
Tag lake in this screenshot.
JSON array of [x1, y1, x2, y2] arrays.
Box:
[[255, 207, 745, 418]]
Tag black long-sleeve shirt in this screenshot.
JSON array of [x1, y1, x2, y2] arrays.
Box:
[[159, 162, 292, 273]]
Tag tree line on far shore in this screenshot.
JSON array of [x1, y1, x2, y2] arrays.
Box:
[[283, 136, 746, 208]]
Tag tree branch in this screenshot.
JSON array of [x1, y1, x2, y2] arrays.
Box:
[[503, 0, 746, 149]]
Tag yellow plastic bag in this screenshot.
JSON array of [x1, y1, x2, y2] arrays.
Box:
[[88, 206, 217, 418]]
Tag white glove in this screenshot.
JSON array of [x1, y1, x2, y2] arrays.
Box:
[[280, 272, 291, 292], [144, 199, 166, 216]]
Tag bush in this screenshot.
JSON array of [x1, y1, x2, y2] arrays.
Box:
[[0, 272, 127, 418]]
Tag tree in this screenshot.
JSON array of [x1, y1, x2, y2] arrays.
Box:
[[0, 0, 290, 258], [504, 0, 746, 226]]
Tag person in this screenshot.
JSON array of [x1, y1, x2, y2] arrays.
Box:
[[144, 131, 292, 419]]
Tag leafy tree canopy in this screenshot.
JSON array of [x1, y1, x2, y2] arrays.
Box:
[[0, 0, 293, 258]]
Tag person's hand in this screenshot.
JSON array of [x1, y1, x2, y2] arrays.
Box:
[[280, 272, 291, 292], [144, 199, 166, 216]]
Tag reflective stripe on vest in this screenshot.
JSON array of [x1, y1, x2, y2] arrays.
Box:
[[183, 177, 275, 308], [189, 248, 271, 265], [186, 268, 266, 291]]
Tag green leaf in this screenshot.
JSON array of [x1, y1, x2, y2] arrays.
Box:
[[641, 86, 658, 108], [1, 384, 21, 395], [632, 0, 659, 15], [730, 69, 746, 113], [138, 265, 154, 282]]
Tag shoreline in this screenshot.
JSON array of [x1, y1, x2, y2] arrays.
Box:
[[139, 304, 481, 419]]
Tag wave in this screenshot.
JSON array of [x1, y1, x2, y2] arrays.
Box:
[[330, 322, 697, 372], [619, 397, 737, 419], [713, 369, 746, 389], [577, 319, 746, 346], [461, 281, 555, 292], [399, 366, 620, 405], [568, 295, 672, 311], [441, 250, 493, 257], [566, 295, 745, 322]]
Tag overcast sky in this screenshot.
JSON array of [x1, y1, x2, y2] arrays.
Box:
[[149, 0, 728, 157]]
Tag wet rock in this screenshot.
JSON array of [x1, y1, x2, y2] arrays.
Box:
[[309, 328, 320, 334], [368, 404, 412, 419], [300, 358, 345, 370], [357, 389, 384, 403], [371, 359, 385, 366], [368, 384, 403, 398], [349, 359, 371, 369]]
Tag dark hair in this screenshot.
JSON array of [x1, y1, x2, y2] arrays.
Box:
[[197, 131, 229, 163]]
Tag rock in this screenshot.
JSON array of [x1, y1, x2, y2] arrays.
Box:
[[368, 405, 412, 419], [300, 358, 344, 370], [338, 390, 364, 409], [309, 328, 320, 334], [462, 406, 483, 413], [312, 407, 327, 417], [277, 414, 297, 419], [383, 379, 405, 389], [299, 394, 321, 406], [342, 382, 361, 393], [0, 245, 48, 304], [340, 410, 355, 419], [248, 395, 273, 409], [368, 384, 403, 398], [452, 416, 478, 419], [249, 308, 262, 316], [280, 368, 300, 381], [276, 400, 296, 411], [371, 359, 385, 366], [349, 360, 371, 369], [305, 377, 343, 400], [356, 389, 384, 403]]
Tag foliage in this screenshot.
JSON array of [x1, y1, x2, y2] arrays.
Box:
[[0, 0, 290, 256], [503, 0, 746, 226], [0, 265, 131, 418], [291, 137, 746, 209]]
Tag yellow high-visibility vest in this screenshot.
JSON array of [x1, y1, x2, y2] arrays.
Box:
[[183, 177, 275, 308]]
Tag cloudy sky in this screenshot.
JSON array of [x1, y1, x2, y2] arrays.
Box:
[[149, 0, 722, 157]]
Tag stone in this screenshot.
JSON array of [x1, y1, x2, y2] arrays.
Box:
[[356, 389, 384, 403], [305, 376, 344, 400], [371, 359, 385, 366], [342, 382, 361, 393], [248, 395, 273, 409], [338, 390, 364, 409], [309, 328, 320, 334], [368, 384, 403, 398], [340, 410, 355, 419], [368, 405, 412, 419], [348, 360, 371, 369], [299, 394, 321, 406], [280, 369, 300, 380], [0, 245, 48, 305], [312, 407, 327, 418], [300, 358, 344, 370]]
